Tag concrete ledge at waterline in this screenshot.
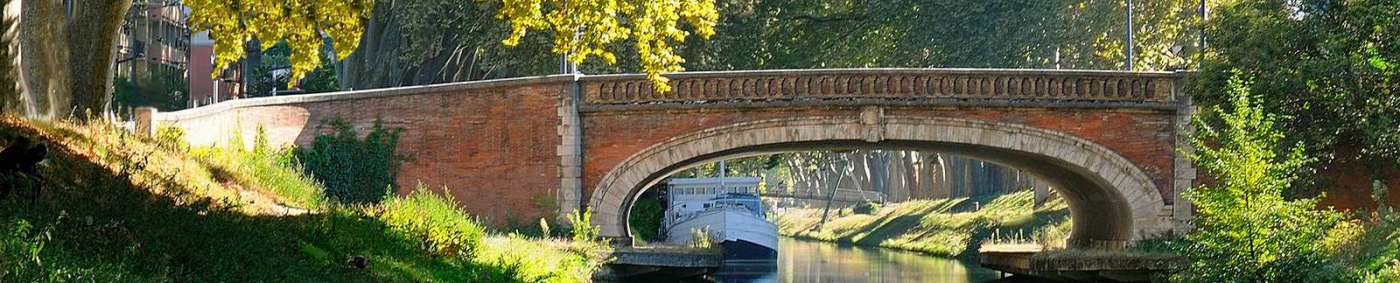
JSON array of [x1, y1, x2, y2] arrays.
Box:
[[981, 249, 1183, 283], [602, 247, 723, 268]]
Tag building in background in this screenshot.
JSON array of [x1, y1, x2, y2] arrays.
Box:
[[116, 0, 189, 81], [188, 30, 242, 107]]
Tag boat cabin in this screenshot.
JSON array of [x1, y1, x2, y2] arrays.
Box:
[[664, 177, 765, 224]]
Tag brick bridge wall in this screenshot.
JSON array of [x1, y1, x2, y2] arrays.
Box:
[[145, 69, 1201, 231], [150, 77, 571, 224]]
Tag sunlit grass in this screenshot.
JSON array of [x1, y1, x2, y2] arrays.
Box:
[[0, 116, 603, 282], [777, 190, 1070, 257]]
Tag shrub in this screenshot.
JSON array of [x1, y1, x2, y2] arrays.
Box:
[[566, 209, 600, 243], [627, 195, 664, 241], [297, 118, 403, 204], [372, 187, 485, 258], [153, 125, 186, 150], [852, 200, 882, 214], [1175, 77, 1348, 282]]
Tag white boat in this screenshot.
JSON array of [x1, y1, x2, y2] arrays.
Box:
[[663, 176, 779, 260]]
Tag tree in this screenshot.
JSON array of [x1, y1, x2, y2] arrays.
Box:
[[336, 0, 556, 90], [246, 40, 340, 96], [1175, 76, 1347, 282], [112, 67, 189, 115], [186, 0, 374, 88], [8, 0, 132, 119], [492, 0, 719, 92], [1194, 0, 1399, 178], [585, 0, 1202, 73]]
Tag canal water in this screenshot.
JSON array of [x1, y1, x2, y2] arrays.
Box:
[[701, 237, 1001, 283]]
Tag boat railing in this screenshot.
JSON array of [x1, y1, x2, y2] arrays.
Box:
[[663, 203, 761, 230]]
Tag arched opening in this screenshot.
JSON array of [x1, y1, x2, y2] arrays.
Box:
[[588, 116, 1169, 250]]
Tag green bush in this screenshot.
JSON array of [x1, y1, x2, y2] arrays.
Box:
[[297, 118, 403, 204], [372, 187, 485, 258], [852, 200, 882, 215], [152, 125, 186, 150], [627, 195, 664, 241], [1175, 77, 1348, 282], [566, 209, 600, 243]]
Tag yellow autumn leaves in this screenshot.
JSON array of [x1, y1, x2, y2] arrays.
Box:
[[188, 0, 718, 92], [187, 0, 373, 87], [495, 0, 719, 92]]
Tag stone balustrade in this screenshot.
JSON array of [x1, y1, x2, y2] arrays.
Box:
[[580, 68, 1185, 106]]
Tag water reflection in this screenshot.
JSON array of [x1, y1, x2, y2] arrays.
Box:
[[708, 237, 999, 283]]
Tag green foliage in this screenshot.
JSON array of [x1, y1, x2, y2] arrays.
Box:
[[852, 200, 882, 215], [186, 0, 373, 86], [372, 187, 486, 258], [0, 218, 153, 282], [1, 116, 604, 283], [152, 125, 187, 150], [1323, 181, 1400, 282], [247, 40, 341, 96], [1176, 76, 1349, 282], [627, 194, 664, 241], [1196, 0, 1400, 171], [111, 67, 189, 114], [584, 0, 1201, 74], [565, 209, 599, 243], [470, 235, 608, 283], [297, 118, 403, 204], [194, 126, 328, 209], [489, 0, 719, 93]]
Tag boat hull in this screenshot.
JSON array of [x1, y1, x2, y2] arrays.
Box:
[[667, 208, 778, 260]]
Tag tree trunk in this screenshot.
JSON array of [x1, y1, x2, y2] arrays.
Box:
[[17, 0, 68, 119], [0, 0, 23, 113], [65, 0, 131, 118]]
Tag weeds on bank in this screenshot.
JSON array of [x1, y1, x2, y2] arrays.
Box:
[[0, 116, 605, 282]]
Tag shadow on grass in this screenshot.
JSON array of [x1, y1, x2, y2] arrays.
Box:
[[0, 134, 497, 282], [850, 204, 948, 247]]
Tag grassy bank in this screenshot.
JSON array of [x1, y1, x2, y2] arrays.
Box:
[[0, 116, 602, 282], [776, 190, 1070, 258]]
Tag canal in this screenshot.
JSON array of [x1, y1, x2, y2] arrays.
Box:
[[700, 237, 1000, 283]]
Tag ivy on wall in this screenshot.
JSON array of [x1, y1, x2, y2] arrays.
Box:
[[297, 118, 404, 204]]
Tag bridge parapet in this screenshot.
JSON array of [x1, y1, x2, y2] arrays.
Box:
[[580, 69, 1186, 106]]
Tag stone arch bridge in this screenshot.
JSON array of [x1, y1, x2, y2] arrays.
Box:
[[144, 68, 1196, 249]]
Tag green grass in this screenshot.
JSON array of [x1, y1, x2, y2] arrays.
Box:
[[192, 145, 329, 210], [776, 190, 1070, 258], [0, 116, 603, 282]]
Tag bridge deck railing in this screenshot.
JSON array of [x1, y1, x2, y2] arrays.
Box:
[[579, 68, 1187, 106]]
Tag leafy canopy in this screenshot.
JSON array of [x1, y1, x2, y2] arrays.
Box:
[[1194, 0, 1400, 169], [187, 0, 719, 92], [185, 0, 374, 86], [493, 0, 719, 92]]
